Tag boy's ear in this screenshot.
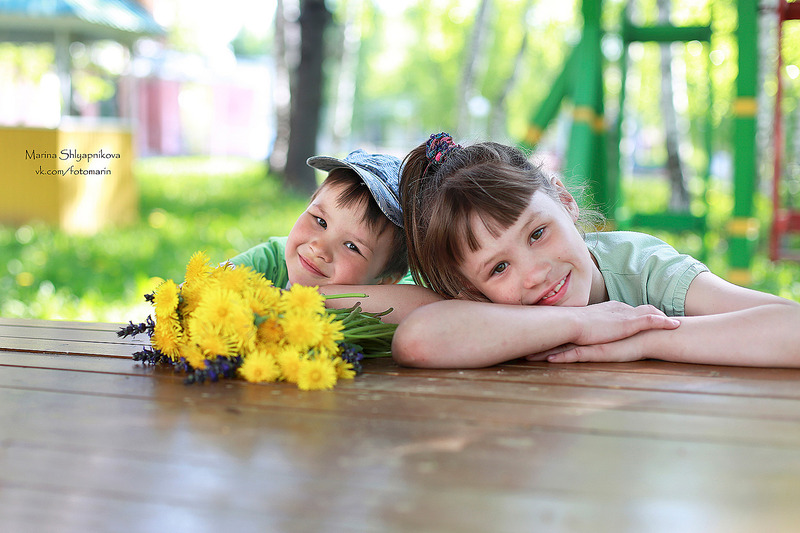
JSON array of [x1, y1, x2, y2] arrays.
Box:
[[550, 176, 579, 222]]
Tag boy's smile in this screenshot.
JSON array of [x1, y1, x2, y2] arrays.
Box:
[[285, 182, 395, 287], [459, 188, 605, 307]]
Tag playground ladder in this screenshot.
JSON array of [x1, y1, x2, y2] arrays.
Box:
[[614, 8, 713, 260], [771, 0, 800, 260]]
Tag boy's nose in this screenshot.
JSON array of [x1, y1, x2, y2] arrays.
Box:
[[310, 239, 332, 262]]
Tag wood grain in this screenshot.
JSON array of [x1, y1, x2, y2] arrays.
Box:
[[2, 318, 800, 533]]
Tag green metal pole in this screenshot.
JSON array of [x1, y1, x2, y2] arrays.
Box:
[[522, 47, 578, 149], [565, 0, 606, 212], [728, 0, 759, 286]]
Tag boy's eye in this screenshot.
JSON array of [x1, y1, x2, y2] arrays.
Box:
[[345, 242, 361, 254], [315, 216, 327, 229], [492, 262, 508, 275], [530, 227, 544, 243]]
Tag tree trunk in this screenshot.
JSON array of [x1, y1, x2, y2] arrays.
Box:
[[658, 0, 690, 210], [268, 0, 294, 175], [284, 0, 331, 195], [329, 0, 361, 153], [487, 0, 533, 139], [456, 0, 492, 135]]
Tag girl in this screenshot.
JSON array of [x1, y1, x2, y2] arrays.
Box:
[[387, 132, 800, 368]]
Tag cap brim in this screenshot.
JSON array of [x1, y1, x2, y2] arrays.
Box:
[[306, 155, 403, 227]]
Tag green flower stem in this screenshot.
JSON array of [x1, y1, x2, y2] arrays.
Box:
[[324, 294, 396, 358]]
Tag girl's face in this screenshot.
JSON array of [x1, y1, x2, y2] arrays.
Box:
[[458, 186, 605, 307]]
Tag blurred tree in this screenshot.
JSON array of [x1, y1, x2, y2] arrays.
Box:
[[656, 0, 690, 210], [456, 0, 492, 134], [268, 0, 294, 176], [486, 0, 534, 138], [273, 0, 331, 194]]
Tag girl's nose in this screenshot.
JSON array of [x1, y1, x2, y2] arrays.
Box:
[[522, 260, 549, 289]]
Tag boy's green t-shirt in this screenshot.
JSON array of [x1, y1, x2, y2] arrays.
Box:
[[229, 236, 290, 288], [586, 231, 709, 316], [229, 235, 415, 287]]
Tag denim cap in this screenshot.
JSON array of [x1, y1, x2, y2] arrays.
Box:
[[307, 149, 403, 227]]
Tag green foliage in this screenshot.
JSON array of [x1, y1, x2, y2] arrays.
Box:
[[621, 175, 800, 303], [0, 42, 54, 83], [0, 157, 308, 322]]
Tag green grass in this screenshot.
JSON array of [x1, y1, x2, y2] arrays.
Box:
[[1, 158, 799, 324], [1, 157, 309, 322]]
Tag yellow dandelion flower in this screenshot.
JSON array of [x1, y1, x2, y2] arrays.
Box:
[[239, 350, 281, 383], [152, 317, 182, 359], [182, 342, 207, 369], [333, 356, 356, 380], [193, 287, 251, 329], [280, 311, 323, 351], [185, 251, 213, 284], [314, 313, 345, 355], [153, 280, 180, 320], [179, 280, 202, 316], [194, 324, 238, 358], [297, 357, 338, 391], [276, 347, 304, 383], [256, 317, 283, 348], [230, 318, 257, 353], [281, 284, 325, 315], [213, 266, 254, 294], [245, 280, 282, 316]]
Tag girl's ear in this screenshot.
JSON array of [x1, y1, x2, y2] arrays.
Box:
[[550, 176, 579, 222]]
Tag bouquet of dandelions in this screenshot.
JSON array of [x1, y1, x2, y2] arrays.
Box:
[[118, 251, 397, 390]]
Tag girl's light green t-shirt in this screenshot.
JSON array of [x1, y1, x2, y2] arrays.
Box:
[[586, 231, 709, 316]]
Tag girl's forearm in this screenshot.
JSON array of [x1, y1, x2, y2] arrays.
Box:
[[392, 300, 581, 368], [391, 300, 680, 369], [646, 302, 800, 367]]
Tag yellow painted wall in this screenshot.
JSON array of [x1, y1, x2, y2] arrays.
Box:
[[0, 124, 138, 234]]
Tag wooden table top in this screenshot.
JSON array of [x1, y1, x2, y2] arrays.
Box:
[[2, 317, 800, 533]]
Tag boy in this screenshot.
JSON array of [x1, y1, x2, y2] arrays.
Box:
[[228, 150, 408, 288]]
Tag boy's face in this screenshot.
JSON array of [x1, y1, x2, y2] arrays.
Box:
[[458, 189, 604, 307], [285, 182, 396, 287]]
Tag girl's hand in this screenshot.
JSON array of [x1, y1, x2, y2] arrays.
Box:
[[570, 301, 680, 346], [539, 336, 648, 364]]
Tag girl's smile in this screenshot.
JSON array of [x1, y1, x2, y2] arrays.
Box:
[[536, 272, 570, 305]]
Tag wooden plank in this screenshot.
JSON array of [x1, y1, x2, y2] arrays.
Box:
[[3, 366, 800, 448], [3, 439, 800, 533], [0, 337, 139, 357], [4, 358, 800, 425], [372, 359, 800, 399], [0, 324, 148, 345], [0, 317, 125, 331]]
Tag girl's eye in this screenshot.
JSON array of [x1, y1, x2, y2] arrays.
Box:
[[492, 262, 508, 275], [345, 242, 361, 254], [530, 227, 544, 243], [315, 216, 327, 229]]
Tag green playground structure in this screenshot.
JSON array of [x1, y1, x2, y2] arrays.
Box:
[[522, 0, 800, 285]]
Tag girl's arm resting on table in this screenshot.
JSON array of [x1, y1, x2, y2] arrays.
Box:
[[545, 272, 800, 367], [319, 284, 444, 324], [392, 300, 680, 369]]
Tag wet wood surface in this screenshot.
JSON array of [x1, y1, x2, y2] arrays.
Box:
[[2, 317, 800, 533]]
